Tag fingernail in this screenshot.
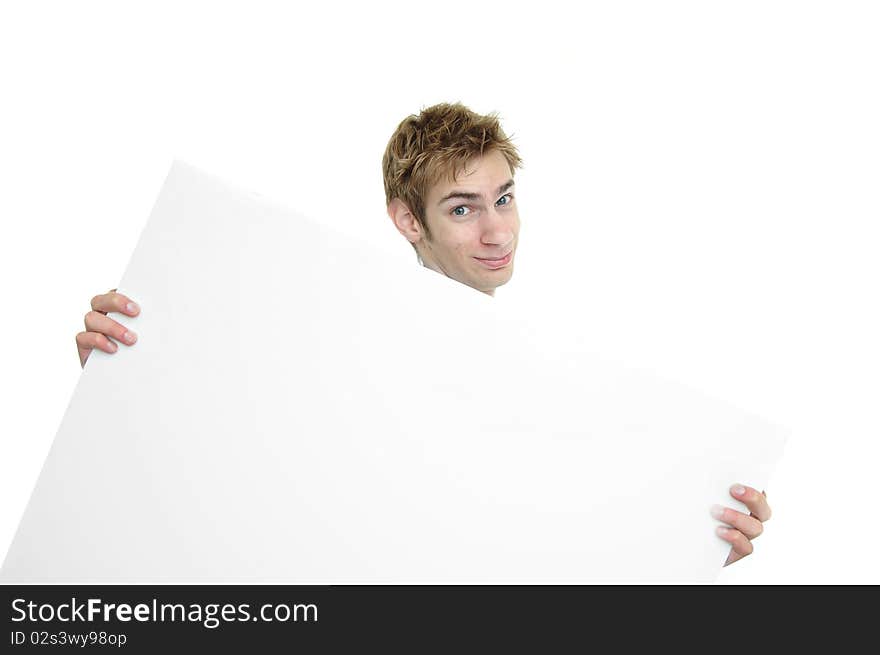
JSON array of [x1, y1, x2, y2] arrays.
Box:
[[123, 331, 137, 344], [732, 484, 746, 497], [107, 340, 118, 352], [126, 302, 140, 314], [710, 504, 726, 520], [716, 526, 730, 537]]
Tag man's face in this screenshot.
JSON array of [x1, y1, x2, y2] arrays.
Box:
[[411, 150, 520, 296]]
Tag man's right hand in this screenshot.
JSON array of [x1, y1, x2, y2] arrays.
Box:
[[76, 289, 140, 368]]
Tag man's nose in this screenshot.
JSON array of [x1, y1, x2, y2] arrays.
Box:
[[481, 206, 514, 246]]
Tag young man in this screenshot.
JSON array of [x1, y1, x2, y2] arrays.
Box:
[[74, 102, 772, 567], [382, 103, 521, 297]]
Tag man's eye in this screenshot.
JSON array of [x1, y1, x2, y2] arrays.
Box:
[[496, 193, 513, 206], [452, 206, 470, 216]]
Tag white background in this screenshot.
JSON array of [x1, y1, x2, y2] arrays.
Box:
[[1, 1, 877, 583]]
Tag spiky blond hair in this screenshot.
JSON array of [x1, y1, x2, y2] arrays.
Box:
[[382, 102, 522, 244]]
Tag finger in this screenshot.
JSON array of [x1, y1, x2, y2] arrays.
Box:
[[76, 330, 119, 357], [710, 505, 764, 540], [76, 331, 118, 368], [83, 311, 138, 345], [724, 548, 745, 567], [729, 484, 772, 522], [716, 526, 753, 559], [90, 291, 140, 317]]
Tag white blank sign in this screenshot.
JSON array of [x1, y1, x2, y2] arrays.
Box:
[[0, 162, 787, 583]]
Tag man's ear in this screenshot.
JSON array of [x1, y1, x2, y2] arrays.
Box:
[[387, 198, 425, 245]]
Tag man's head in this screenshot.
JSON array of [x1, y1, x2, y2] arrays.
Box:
[[383, 103, 523, 296]]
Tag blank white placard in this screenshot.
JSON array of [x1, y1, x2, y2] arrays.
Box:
[[0, 162, 787, 583]]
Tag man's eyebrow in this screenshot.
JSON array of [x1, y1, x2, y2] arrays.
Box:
[[438, 179, 515, 204], [496, 179, 515, 195]]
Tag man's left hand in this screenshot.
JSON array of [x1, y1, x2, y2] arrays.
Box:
[[712, 484, 772, 566]]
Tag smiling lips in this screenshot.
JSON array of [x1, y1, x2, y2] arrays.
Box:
[[474, 251, 512, 269]]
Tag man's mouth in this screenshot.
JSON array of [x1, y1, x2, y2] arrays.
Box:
[[474, 251, 512, 269]]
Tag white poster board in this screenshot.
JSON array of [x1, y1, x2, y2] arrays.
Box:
[[0, 162, 787, 583]]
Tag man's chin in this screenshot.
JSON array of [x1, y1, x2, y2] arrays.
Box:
[[476, 265, 515, 293]]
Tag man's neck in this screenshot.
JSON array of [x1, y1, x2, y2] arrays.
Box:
[[417, 256, 494, 297]]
